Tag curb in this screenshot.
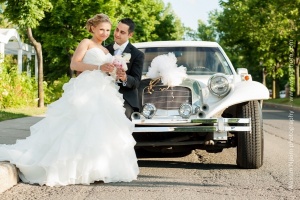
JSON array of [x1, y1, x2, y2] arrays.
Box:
[[0, 161, 19, 194], [0, 116, 42, 194]]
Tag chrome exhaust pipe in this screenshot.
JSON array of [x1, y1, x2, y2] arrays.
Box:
[[197, 111, 206, 118], [131, 112, 141, 120], [201, 104, 209, 111]]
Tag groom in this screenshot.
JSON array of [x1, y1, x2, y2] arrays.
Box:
[[106, 18, 144, 119]]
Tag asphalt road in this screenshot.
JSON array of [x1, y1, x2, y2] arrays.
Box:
[[0, 105, 299, 200]]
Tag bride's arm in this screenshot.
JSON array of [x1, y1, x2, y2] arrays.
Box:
[[70, 39, 98, 72]]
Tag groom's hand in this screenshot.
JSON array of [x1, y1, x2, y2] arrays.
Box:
[[116, 68, 127, 81]]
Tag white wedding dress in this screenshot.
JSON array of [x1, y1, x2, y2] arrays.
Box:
[[0, 48, 139, 186]]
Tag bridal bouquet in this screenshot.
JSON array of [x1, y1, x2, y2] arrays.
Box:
[[112, 54, 130, 71], [109, 53, 130, 80]]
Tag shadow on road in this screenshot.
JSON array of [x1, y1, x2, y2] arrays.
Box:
[[137, 159, 237, 170]]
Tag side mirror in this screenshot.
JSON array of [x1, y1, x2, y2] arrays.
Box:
[[237, 68, 252, 81], [236, 68, 248, 75]]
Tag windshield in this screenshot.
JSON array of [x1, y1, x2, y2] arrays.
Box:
[[137, 46, 233, 75]]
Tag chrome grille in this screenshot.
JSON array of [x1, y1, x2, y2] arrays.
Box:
[[142, 86, 192, 110]]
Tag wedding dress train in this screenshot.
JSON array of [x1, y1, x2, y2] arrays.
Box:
[[0, 48, 139, 186]]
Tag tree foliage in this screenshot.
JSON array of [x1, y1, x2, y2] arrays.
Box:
[[0, 0, 52, 28], [0, 3, 11, 27], [186, 10, 220, 42], [0, 0, 53, 107], [215, 0, 299, 97], [32, 0, 184, 81], [34, 0, 107, 80], [153, 2, 184, 41]]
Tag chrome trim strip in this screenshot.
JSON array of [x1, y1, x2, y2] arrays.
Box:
[[134, 126, 250, 132]]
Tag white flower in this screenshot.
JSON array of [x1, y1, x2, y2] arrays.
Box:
[[109, 54, 129, 80], [113, 55, 128, 71], [122, 53, 131, 63]]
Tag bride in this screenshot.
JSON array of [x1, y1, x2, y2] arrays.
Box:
[[0, 13, 139, 186]]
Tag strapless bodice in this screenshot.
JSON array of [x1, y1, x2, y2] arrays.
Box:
[[82, 48, 113, 66]]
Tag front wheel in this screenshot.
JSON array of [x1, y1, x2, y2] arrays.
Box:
[[236, 101, 264, 169]]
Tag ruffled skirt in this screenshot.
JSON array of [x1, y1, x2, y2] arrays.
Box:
[[0, 70, 139, 186]]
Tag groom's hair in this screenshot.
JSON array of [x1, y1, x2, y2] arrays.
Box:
[[119, 18, 135, 34]]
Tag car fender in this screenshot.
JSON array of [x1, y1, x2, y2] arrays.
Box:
[[207, 81, 269, 118]]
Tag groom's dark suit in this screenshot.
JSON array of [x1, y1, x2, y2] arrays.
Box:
[[106, 42, 144, 116]]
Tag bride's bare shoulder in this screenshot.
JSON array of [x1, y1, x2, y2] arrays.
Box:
[[79, 38, 91, 45], [75, 39, 93, 50]]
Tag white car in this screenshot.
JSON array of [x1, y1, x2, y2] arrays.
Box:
[[132, 41, 269, 169], [279, 90, 286, 98]]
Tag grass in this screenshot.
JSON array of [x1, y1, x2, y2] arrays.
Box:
[[0, 107, 47, 122], [265, 97, 300, 107]]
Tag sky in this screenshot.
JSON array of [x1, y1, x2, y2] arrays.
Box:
[[162, 0, 221, 30]]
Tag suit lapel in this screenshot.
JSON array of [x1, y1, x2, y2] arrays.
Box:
[[123, 43, 132, 54], [108, 44, 114, 55]]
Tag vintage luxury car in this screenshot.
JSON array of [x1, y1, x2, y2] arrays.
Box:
[[132, 41, 269, 169]]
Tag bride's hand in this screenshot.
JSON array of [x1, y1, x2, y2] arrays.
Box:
[[100, 63, 114, 73]]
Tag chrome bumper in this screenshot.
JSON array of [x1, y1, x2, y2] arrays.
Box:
[[133, 117, 251, 141]]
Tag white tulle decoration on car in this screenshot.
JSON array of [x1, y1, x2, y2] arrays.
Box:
[[146, 52, 187, 87]]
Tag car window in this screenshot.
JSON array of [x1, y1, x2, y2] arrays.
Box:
[[137, 47, 233, 75]]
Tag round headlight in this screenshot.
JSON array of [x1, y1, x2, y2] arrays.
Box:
[[208, 74, 231, 97], [142, 103, 156, 119], [179, 103, 193, 119]]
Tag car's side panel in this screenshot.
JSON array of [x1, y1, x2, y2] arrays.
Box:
[[206, 81, 270, 118]]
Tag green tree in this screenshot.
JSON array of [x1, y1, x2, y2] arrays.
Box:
[[35, 0, 108, 80], [278, 0, 300, 96], [217, 0, 299, 98], [0, 0, 53, 107], [154, 2, 184, 41], [0, 3, 10, 27], [185, 10, 220, 42], [33, 0, 184, 81]]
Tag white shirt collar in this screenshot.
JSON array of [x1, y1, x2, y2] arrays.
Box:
[[113, 41, 129, 51]]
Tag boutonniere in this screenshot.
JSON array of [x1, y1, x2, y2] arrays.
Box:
[[122, 53, 131, 63]]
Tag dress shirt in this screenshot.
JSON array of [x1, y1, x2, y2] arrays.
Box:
[[113, 41, 129, 55]]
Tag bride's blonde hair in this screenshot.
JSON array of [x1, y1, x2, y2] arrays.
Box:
[[86, 13, 112, 33]]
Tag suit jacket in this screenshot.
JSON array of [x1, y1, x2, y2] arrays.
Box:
[[106, 42, 145, 111]]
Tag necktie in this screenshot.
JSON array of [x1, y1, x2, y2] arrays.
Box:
[[113, 43, 121, 50]]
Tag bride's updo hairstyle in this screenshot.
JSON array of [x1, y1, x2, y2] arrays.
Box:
[[86, 13, 112, 33]]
